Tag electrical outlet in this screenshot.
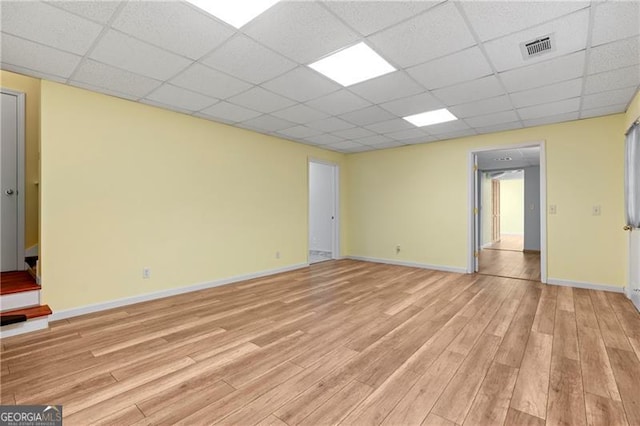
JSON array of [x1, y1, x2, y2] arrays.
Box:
[[592, 205, 601, 216], [142, 267, 151, 279], [396, 245, 401, 254], [549, 204, 557, 215], [275, 251, 280, 259]]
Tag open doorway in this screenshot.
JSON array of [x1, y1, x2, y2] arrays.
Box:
[[308, 159, 339, 264], [468, 143, 546, 282]]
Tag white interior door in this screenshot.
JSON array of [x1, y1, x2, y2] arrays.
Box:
[[1, 92, 19, 271], [630, 230, 640, 311], [309, 160, 339, 263], [474, 155, 479, 272]]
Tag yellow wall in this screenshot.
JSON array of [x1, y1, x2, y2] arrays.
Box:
[[481, 173, 492, 246], [40, 81, 347, 312], [499, 178, 524, 235], [0, 70, 40, 249], [347, 114, 626, 287]]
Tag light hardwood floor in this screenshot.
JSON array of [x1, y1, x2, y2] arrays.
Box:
[[1, 260, 639, 425], [478, 249, 541, 281], [486, 235, 524, 252]]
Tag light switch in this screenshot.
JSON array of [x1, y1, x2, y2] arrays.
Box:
[[592, 205, 601, 216]]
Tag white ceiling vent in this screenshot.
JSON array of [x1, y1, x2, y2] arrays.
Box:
[[520, 34, 556, 60]]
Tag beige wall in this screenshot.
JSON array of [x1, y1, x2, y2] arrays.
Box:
[[347, 114, 626, 287], [626, 89, 640, 130], [499, 178, 524, 235], [0, 70, 40, 249], [40, 80, 347, 312]]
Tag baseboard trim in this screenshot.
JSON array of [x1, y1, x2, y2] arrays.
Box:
[[347, 256, 467, 274], [547, 278, 624, 293], [50, 262, 309, 321]]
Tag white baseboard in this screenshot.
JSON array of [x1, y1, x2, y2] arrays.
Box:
[[0, 317, 48, 338], [547, 278, 624, 293], [25, 244, 38, 257], [50, 262, 309, 321], [347, 255, 467, 274]]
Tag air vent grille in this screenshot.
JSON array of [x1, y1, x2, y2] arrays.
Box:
[[520, 33, 556, 60]]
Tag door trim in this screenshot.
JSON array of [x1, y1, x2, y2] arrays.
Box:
[[1, 88, 26, 271], [467, 141, 547, 283], [308, 158, 340, 261]]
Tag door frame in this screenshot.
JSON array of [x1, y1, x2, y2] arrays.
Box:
[[1, 88, 26, 271], [467, 140, 547, 283], [308, 158, 340, 261]]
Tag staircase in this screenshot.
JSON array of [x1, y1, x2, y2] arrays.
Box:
[[1, 270, 51, 338]]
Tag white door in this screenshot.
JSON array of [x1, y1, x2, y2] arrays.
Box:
[[630, 231, 640, 311], [474, 156, 479, 272], [1, 92, 19, 271], [309, 161, 338, 262]]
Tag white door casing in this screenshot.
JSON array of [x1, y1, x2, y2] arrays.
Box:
[[629, 230, 640, 311], [308, 158, 340, 261]]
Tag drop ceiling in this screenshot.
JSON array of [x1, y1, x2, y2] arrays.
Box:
[[476, 146, 540, 171], [1, 1, 638, 153]]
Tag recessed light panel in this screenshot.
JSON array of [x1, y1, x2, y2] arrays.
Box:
[[309, 42, 396, 87], [186, 0, 279, 29], [403, 108, 458, 127]]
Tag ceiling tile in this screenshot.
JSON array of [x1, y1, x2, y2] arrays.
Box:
[[349, 71, 424, 104], [510, 78, 583, 108], [365, 118, 415, 134], [306, 117, 355, 132], [585, 65, 640, 95], [243, 1, 359, 63], [379, 91, 443, 116], [199, 101, 262, 123], [327, 141, 367, 150], [425, 120, 471, 135], [170, 63, 251, 100], [499, 51, 585, 92], [580, 103, 628, 119], [344, 145, 375, 153], [432, 128, 477, 140], [354, 135, 393, 146], [144, 84, 217, 112], [591, 1, 640, 47], [407, 47, 493, 90], [227, 87, 296, 114], [366, 140, 406, 150], [369, 2, 476, 68], [581, 87, 636, 110], [483, 9, 589, 72], [1, 1, 103, 55], [475, 121, 523, 135], [304, 134, 344, 145], [140, 98, 194, 115], [89, 30, 191, 80], [261, 66, 340, 102], [465, 110, 520, 128], [306, 90, 371, 115], [517, 98, 581, 120], [50, 1, 121, 23], [523, 111, 580, 127], [333, 127, 375, 140], [341, 106, 396, 126], [401, 135, 437, 145], [112, 1, 233, 60], [588, 36, 640, 75], [460, 1, 588, 42], [277, 125, 323, 139], [449, 95, 513, 118], [239, 115, 296, 132], [202, 35, 297, 85], [432, 75, 505, 106], [324, 1, 441, 36], [0, 33, 81, 79], [271, 104, 329, 124], [386, 128, 429, 141], [71, 59, 161, 99]]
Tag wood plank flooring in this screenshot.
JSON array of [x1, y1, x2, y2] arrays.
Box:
[[479, 249, 541, 281], [486, 235, 524, 252], [1, 260, 639, 425]]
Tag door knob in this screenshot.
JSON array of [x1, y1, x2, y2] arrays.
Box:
[[623, 225, 633, 231], [4, 189, 14, 195]]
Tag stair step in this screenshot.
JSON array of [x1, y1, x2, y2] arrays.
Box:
[[1, 271, 40, 295], [1, 305, 51, 321]]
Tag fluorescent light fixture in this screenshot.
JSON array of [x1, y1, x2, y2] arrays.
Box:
[[309, 42, 396, 87], [186, 0, 279, 29], [403, 108, 458, 127]]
